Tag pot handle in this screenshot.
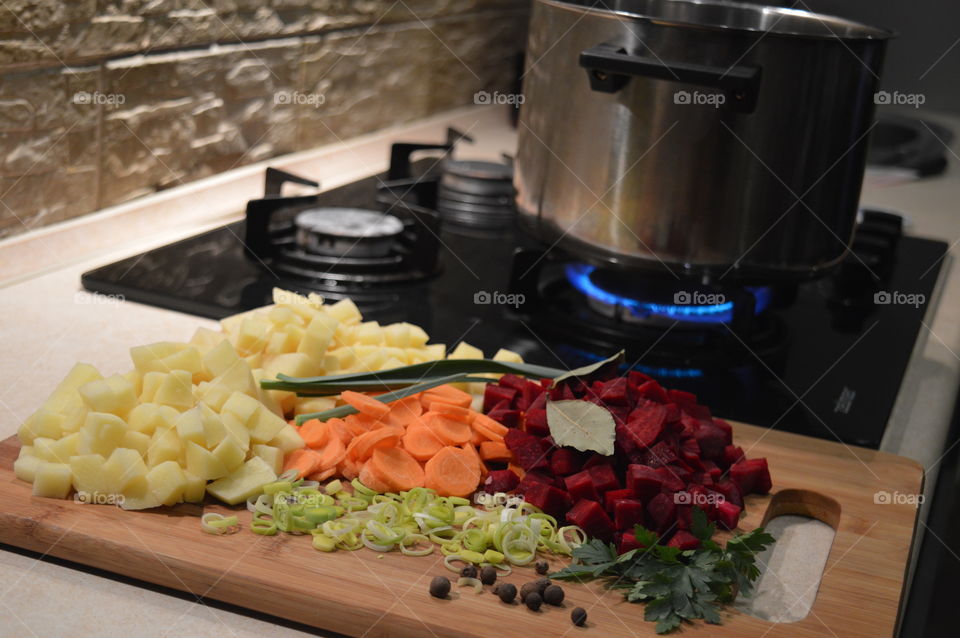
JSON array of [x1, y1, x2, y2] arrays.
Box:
[[579, 42, 761, 113]]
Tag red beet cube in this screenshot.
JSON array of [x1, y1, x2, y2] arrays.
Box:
[[582, 453, 614, 470], [524, 408, 549, 436], [715, 500, 743, 530], [613, 499, 646, 531], [566, 498, 615, 541], [627, 370, 653, 387], [483, 469, 520, 493], [675, 504, 692, 530], [617, 530, 652, 554], [663, 402, 682, 423], [527, 392, 547, 412], [643, 440, 678, 468], [598, 377, 632, 405], [604, 488, 635, 512], [518, 471, 553, 490], [713, 480, 744, 508], [667, 388, 698, 406], [730, 458, 772, 495], [646, 492, 678, 535], [623, 405, 667, 449], [666, 529, 701, 550], [655, 466, 686, 492], [722, 445, 745, 468], [635, 380, 670, 403], [693, 422, 728, 460], [587, 463, 621, 493], [504, 428, 538, 450], [516, 380, 544, 411], [488, 408, 521, 429], [626, 464, 663, 500], [498, 374, 527, 392], [712, 418, 733, 441], [615, 423, 637, 455], [513, 441, 549, 471], [563, 470, 599, 502], [483, 384, 517, 413], [523, 482, 572, 518], [550, 448, 582, 476]]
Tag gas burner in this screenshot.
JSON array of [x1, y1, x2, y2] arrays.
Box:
[[565, 263, 772, 326], [436, 157, 516, 229], [294, 208, 403, 258]]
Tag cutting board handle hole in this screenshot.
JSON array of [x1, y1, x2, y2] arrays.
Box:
[[736, 489, 840, 624]]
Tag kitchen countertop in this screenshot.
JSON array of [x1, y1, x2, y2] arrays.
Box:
[[1, 104, 958, 638]]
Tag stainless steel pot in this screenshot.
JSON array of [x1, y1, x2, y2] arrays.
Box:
[[515, 0, 893, 281]]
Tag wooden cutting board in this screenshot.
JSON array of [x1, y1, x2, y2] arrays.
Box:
[[0, 422, 922, 637]]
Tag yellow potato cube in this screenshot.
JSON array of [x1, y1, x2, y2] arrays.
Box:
[[383, 323, 411, 348], [244, 352, 263, 369], [449, 341, 484, 359], [44, 363, 103, 413], [408, 323, 430, 348], [205, 456, 277, 505], [189, 326, 227, 351], [298, 313, 339, 361], [78, 375, 138, 418], [294, 397, 336, 416], [197, 403, 226, 448], [103, 448, 148, 492], [130, 342, 185, 374], [19, 406, 64, 443], [147, 428, 182, 467], [127, 403, 178, 435], [139, 371, 164, 403], [236, 316, 271, 357], [194, 381, 232, 413], [211, 436, 245, 472], [267, 305, 297, 326], [159, 347, 204, 382], [265, 330, 298, 355], [423, 344, 446, 361], [78, 413, 127, 457], [175, 407, 206, 447], [14, 447, 43, 483], [202, 339, 242, 379], [185, 441, 229, 480], [221, 391, 262, 425], [268, 424, 305, 454], [248, 408, 287, 445], [122, 430, 150, 457], [153, 370, 195, 410], [118, 477, 161, 510], [221, 413, 251, 450], [146, 461, 187, 506], [356, 321, 383, 345], [70, 454, 111, 497], [494, 348, 524, 364], [182, 471, 206, 503], [326, 298, 361, 326], [210, 363, 258, 397], [34, 432, 80, 463], [251, 444, 284, 475], [32, 462, 72, 499]]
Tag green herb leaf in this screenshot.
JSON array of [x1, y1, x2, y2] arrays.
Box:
[[549, 350, 625, 387], [690, 507, 715, 542], [546, 400, 617, 456]]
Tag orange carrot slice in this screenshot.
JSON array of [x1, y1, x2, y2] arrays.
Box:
[[283, 448, 324, 479], [428, 401, 473, 422], [316, 435, 347, 471], [424, 446, 481, 497], [382, 395, 423, 429], [461, 441, 488, 479], [359, 461, 391, 493], [326, 417, 352, 445], [423, 412, 472, 446], [341, 390, 391, 419], [403, 419, 447, 461], [369, 447, 425, 492], [298, 419, 330, 449], [420, 384, 473, 409], [346, 426, 403, 463], [340, 457, 361, 480], [471, 417, 505, 443], [472, 413, 509, 437], [348, 412, 382, 431], [307, 467, 337, 482], [479, 440, 511, 462], [508, 462, 526, 480]]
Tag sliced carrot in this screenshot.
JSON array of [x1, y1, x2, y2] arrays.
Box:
[[369, 447, 425, 492], [382, 395, 423, 429], [341, 390, 391, 419], [423, 412, 472, 446], [403, 419, 447, 461], [307, 467, 337, 482], [424, 446, 481, 497], [471, 417, 505, 443], [326, 417, 352, 445], [316, 434, 347, 471], [428, 401, 473, 422], [359, 461, 391, 493], [461, 441, 488, 479], [343, 414, 375, 438], [508, 462, 526, 480], [479, 440, 512, 462], [472, 412, 509, 437], [298, 419, 330, 449], [283, 448, 324, 479], [348, 412, 382, 431], [346, 426, 403, 463], [420, 384, 472, 409], [469, 427, 486, 447], [340, 457, 361, 480]]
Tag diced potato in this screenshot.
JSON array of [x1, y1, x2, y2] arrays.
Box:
[[194, 381, 232, 413], [251, 444, 284, 475], [221, 391, 262, 425], [175, 407, 206, 447], [236, 316, 270, 357], [118, 476, 161, 511], [59, 405, 87, 434], [248, 407, 287, 444], [159, 347, 204, 381], [494, 348, 523, 364], [189, 327, 226, 351], [197, 403, 226, 448], [146, 461, 187, 506], [20, 406, 64, 443], [70, 454, 111, 496], [127, 403, 178, 435], [297, 313, 339, 362], [383, 323, 411, 348], [182, 471, 206, 503], [78, 374, 138, 418], [294, 396, 336, 416], [423, 344, 446, 361], [34, 432, 79, 463], [78, 413, 127, 457], [32, 462, 72, 499], [139, 371, 164, 403], [211, 436, 245, 472], [268, 424, 305, 454], [14, 447, 43, 483], [102, 448, 148, 492], [147, 428, 181, 467], [221, 413, 251, 450], [205, 456, 277, 505], [244, 352, 263, 369], [43, 363, 103, 413], [153, 370, 195, 410], [130, 342, 185, 374], [449, 341, 484, 359], [202, 339, 241, 379], [326, 347, 356, 370], [267, 305, 297, 326], [333, 323, 358, 348], [326, 298, 361, 325], [210, 362, 258, 397], [265, 330, 299, 355], [185, 441, 229, 480], [122, 430, 150, 456], [408, 323, 429, 348], [356, 321, 383, 345], [121, 370, 143, 396]]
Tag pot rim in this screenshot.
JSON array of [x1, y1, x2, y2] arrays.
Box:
[[537, 0, 895, 41]]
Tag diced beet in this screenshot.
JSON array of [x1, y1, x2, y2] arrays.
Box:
[[524, 408, 549, 436], [675, 504, 692, 530], [504, 428, 538, 450], [516, 380, 544, 411], [523, 482, 572, 519], [606, 404, 632, 426], [627, 464, 663, 500], [680, 438, 704, 471], [681, 402, 713, 422], [563, 470, 599, 502], [730, 458, 772, 494], [604, 488, 635, 512], [550, 448, 582, 476], [623, 405, 667, 450], [483, 469, 520, 493], [512, 441, 549, 472], [598, 377, 632, 405], [561, 383, 577, 400], [538, 436, 554, 452], [643, 440, 678, 468], [587, 463, 621, 494], [617, 530, 647, 554], [712, 418, 734, 442], [615, 423, 637, 455], [483, 384, 517, 413], [700, 473, 713, 487], [635, 380, 670, 404], [654, 466, 685, 493], [722, 445, 745, 468], [667, 389, 698, 407], [663, 403, 682, 423], [582, 453, 615, 470], [488, 408, 521, 429], [715, 500, 743, 530], [693, 423, 728, 460], [646, 492, 677, 535], [613, 499, 645, 531], [566, 498, 616, 541], [518, 471, 552, 490], [686, 484, 717, 520], [713, 480, 744, 508], [527, 392, 547, 412], [679, 414, 699, 438], [666, 529, 700, 550], [498, 374, 528, 392], [627, 370, 653, 387]]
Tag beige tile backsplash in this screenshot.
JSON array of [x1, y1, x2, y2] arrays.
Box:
[[0, 1, 528, 238]]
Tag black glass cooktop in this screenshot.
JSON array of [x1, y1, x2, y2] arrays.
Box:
[[82, 167, 948, 450]]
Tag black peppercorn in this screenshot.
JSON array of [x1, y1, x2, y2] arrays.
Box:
[[525, 591, 543, 611], [543, 584, 565, 606], [571, 606, 587, 626], [480, 565, 497, 586], [496, 582, 517, 604], [429, 576, 451, 599], [534, 577, 551, 594], [460, 565, 478, 579], [519, 581, 537, 602], [534, 559, 549, 575]]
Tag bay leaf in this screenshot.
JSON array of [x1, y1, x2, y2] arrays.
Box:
[[549, 350, 625, 388], [546, 399, 616, 456]]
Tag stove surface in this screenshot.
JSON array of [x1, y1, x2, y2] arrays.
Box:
[[82, 167, 948, 450]]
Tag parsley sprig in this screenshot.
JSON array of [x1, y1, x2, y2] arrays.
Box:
[[550, 508, 775, 634]]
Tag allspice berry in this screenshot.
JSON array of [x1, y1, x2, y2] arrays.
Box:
[[571, 606, 587, 626], [496, 583, 517, 604], [525, 591, 543, 611], [429, 576, 451, 599], [544, 584, 565, 606], [460, 565, 478, 579], [480, 566, 497, 586], [535, 559, 549, 574]]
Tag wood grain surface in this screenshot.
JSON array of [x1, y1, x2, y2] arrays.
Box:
[[0, 423, 923, 637]]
